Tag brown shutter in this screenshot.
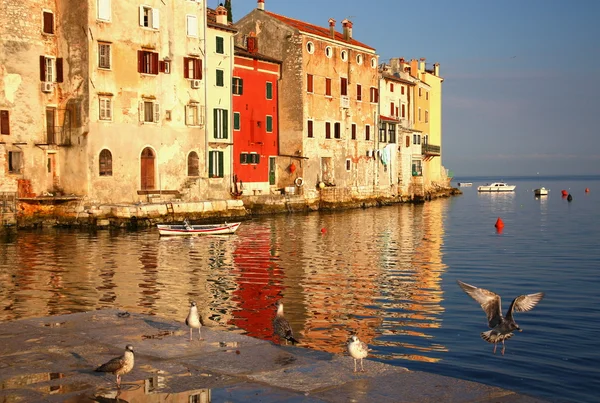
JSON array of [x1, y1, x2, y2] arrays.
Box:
[[183, 57, 189, 78], [0, 110, 9, 135], [195, 58, 202, 79], [152, 52, 159, 74], [137, 50, 143, 73], [159, 60, 165, 73], [40, 56, 46, 81], [56, 58, 63, 82]]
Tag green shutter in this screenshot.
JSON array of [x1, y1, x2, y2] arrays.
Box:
[[216, 37, 224, 54], [216, 70, 223, 87], [223, 110, 228, 139], [218, 151, 224, 177], [234, 112, 240, 130], [266, 82, 272, 99], [213, 108, 218, 138], [239, 78, 243, 94], [266, 116, 272, 132], [208, 151, 214, 177]]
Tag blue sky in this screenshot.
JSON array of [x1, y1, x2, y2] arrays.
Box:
[[219, 0, 600, 177]]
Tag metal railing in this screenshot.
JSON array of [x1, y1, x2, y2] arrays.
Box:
[[46, 126, 72, 146], [422, 144, 440, 155]]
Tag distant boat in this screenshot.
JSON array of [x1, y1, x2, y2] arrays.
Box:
[[534, 187, 549, 196], [157, 220, 241, 236], [458, 182, 473, 187], [477, 182, 516, 192]]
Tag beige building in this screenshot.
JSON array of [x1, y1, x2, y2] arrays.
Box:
[[0, 0, 237, 205], [235, 0, 381, 201]]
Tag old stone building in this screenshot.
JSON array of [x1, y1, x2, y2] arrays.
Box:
[[235, 0, 381, 202], [0, 0, 238, 205]]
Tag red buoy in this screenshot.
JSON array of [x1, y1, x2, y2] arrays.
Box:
[[495, 217, 504, 229], [321, 227, 327, 234], [561, 189, 568, 196], [585, 188, 590, 193]]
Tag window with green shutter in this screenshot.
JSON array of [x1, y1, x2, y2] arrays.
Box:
[[266, 82, 273, 99], [216, 36, 224, 54], [266, 115, 273, 133], [234, 112, 240, 130], [209, 150, 224, 178], [213, 108, 228, 139], [216, 69, 224, 87]]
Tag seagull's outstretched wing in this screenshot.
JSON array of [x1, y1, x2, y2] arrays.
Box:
[[506, 292, 545, 320], [457, 280, 503, 328]]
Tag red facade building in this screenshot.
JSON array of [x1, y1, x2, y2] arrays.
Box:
[[232, 37, 281, 195]]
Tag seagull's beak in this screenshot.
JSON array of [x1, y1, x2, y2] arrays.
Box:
[[517, 327, 522, 332]]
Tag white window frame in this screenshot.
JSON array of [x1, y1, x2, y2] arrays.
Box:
[[306, 41, 314, 54], [266, 115, 273, 133], [341, 50, 348, 62], [140, 100, 160, 123], [8, 150, 23, 174], [99, 96, 112, 121], [44, 56, 55, 82], [98, 43, 111, 69], [356, 54, 363, 65], [97, 0, 111, 21], [325, 46, 332, 58], [185, 103, 200, 126], [186, 14, 198, 37], [139, 5, 159, 29], [233, 111, 241, 131], [214, 108, 227, 139]]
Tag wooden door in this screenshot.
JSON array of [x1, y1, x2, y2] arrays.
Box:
[[141, 147, 155, 190]]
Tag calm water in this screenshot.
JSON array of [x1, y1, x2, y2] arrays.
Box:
[[1, 175, 599, 402]]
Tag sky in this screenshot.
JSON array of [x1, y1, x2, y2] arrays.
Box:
[[214, 0, 600, 177]]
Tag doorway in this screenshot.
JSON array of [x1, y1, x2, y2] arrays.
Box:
[[141, 147, 155, 190]]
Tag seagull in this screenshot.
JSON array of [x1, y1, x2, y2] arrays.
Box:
[[272, 302, 299, 345], [185, 301, 204, 341], [347, 335, 370, 372], [457, 280, 544, 355], [95, 345, 135, 388]]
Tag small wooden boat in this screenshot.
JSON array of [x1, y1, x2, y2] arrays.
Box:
[[157, 220, 241, 236], [534, 187, 549, 196], [477, 182, 516, 192]]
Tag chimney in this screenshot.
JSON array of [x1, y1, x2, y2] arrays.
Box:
[[215, 4, 228, 25], [328, 18, 336, 39], [257, 0, 265, 11], [419, 57, 426, 72], [410, 59, 419, 78], [342, 19, 353, 40], [247, 32, 258, 54], [433, 62, 440, 76]]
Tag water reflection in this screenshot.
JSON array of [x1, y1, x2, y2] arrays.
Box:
[[0, 200, 449, 365]]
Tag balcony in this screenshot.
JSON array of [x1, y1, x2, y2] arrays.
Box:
[[422, 143, 440, 159], [41, 126, 72, 147]]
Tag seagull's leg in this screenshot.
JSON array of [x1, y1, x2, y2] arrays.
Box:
[[199, 326, 202, 340], [353, 359, 357, 373], [493, 343, 497, 354], [360, 358, 365, 372], [501, 341, 506, 356], [116, 374, 121, 388], [189, 327, 193, 341]]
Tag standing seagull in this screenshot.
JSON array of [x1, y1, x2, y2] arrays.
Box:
[[272, 302, 299, 345], [457, 280, 544, 355], [95, 345, 135, 388], [185, 301, 204, 341], [347, 335, 370, 372]]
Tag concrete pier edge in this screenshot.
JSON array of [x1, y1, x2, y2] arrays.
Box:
[[0, 309, 548, 402]]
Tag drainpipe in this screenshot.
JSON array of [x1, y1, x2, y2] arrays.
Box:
[[203, 1, 209, 179]]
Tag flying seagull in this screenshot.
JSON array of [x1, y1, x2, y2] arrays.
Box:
[[457, 280, 544, 355], [272, 302, 299, 345], [347, 335, 370, 372], [185, 301, 204, 341], [95, 344, 135, 388]]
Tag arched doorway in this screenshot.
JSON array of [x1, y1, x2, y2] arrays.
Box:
[[141, 147, 155, 190]]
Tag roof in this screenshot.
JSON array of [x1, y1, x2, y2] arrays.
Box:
[[234, 45, 282, 64], [381, 72, 416, 86], [206, 7, 238, 33], [264, 11, 375, 51]]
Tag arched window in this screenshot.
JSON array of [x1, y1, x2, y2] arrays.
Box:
[[188, 151, 199, 176], [99, 149, 112, 176]]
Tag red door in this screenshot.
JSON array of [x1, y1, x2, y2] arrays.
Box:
[[141, 147, 155, 190]]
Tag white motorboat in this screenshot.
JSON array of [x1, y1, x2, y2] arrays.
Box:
[[477, 182, 516, 192], [534, 187, 549, 196]]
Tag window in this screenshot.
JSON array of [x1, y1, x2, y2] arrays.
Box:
[[137, 50, 159, 74], [390, 83, 394, 92], [418, 108, 421, 122], [140, 100, 160, 123], [216, 69, 224, 86], [8, 151, 23, 174], [340, 77, 348, 96], [413, 133, 421, 145], [401, 104, 406, 118], [325, 122, 331, 139], [139, 6, 159, 29], [99, 149, 112, 176], [426, 91, 429, 100], [369, 87, 379, 103], [39, 56, 63, 83], [1, 110, 9, 135], [379, 122, 386, 143], [99, 97, 112, 120], [208, 150, 224, 178], [346, 159, 351, 171], [43, 11, 54, 34], [240, 153, 260, 164], [98, 43, 111, 69], [412, 159, 422, 176], [266, 115, 273, 132], [185, 104, 200, 126], [419, 87, 422, 97], [266, 82, 273, 99], [351, 123, 356, 140], [371, 57, 377, 68], [307, 74, 313, 93], [401, 86, 405, 95], [184, 57, 202, 79], [388, 123, 396, 143], [306, 41, 314, 54], [425, 110, 429, 123], [341, 50, 348, 61], [307, 120, 313, 138], [186, 15, 198, 36], [390, 102, 394, 116], [334, 122, 341, 139], [46, 107, 56, 144], [356, 54, 363, 64], [365, 125, 371, 141], [356, 84, 362, 101], [232, 77, 243, 95], [325, 78, 332, 97], [233, 112, 240, 130], [188, 151, 199, 176], [213, 108, 228, 139], [216, 36, 224, 54], [325, 46, 332, 58], [97, 0, 111, 21]]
